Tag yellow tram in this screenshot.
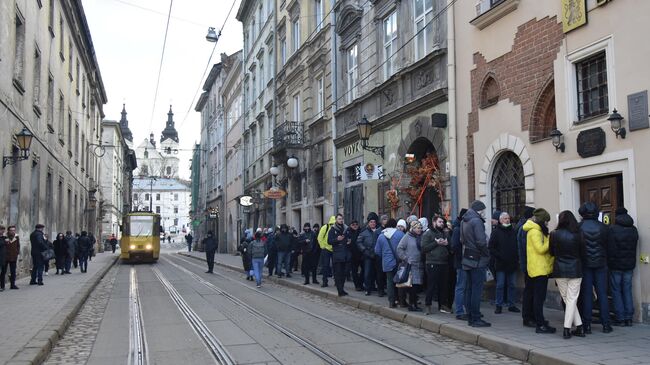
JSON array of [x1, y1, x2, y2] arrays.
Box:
[[120, 212, 161, 262]]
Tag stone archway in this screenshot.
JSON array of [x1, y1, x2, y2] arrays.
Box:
[[477, 133, 535, 220]]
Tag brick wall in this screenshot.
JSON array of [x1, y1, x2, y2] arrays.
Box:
[[466, 16, 563, 201]]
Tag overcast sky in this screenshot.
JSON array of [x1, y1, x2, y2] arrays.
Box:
[[84, 0, 243, 179]]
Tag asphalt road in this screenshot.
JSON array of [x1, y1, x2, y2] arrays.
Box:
[[45, 253, 526, 365]]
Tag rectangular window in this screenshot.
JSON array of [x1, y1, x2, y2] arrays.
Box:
[[67, 113, 72, 147], [59, 16, 64, 60], [414, 0, 434, 60], [314, 167, 324, 197], [155, 206, 160, 214], [346, 164, 361, 183], [75, 60, 80, 92], [58, 94, 64, 140], [33, 47, 42, 106], [74, 123, 79, 157], [280, 37, 287, 65], [68, 39, 73, 78], [174, 206, 178, 214], [317, 77, 324, 118], [134, 193, 138, 201], [252, 71, 256, 100], [576, 51, 608, 121], [292, 18, 300, 53], [259, 61, 264, 91], [383, 11, 398, 79], [13, 13, 26, 90], [156, 193, 160, 201], [47, 75, 54, 126], [174, 193, 178, 201], [315, 0, 323, 32], [346, 44, 358, 103], [293, 94, 301, 122], [145, 193, 150, 201], [174, 218, 179, 226]]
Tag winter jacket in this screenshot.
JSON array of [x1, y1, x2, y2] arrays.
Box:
[[203, 235, 218, 252], [53, 238, 67, 257], [346, 227, 362, 261], [516, 219, 529, 274], [450, 219, 463, 269], [318, 216, 335, 252], [65, 234, 77, 258], [249, 239, 267, 259], [421, 227, 450, 265], [397, 232, 423, 285], [298, 230, 318, 254], [77, 235, 93, 255], [0, 235, 5, 264], [5, 236, 20, 262], [30, 230, 48, 257], [460, 209, 490, 270], [488, 224, 519, 272], [357, 227, 378, 260], [328, 223, 350, 263], [523, 220, 553, 278], [549, 228, 582, 278], [275, 232, 294, 252], [374, 228, 405, 272], [607, 213, 639, 271], [579, 214, 609, 269]]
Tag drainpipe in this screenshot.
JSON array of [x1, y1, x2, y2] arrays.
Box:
[[447, 0, 459, 221], [272, 0, 278, 229], [330, 0, 339, 215]]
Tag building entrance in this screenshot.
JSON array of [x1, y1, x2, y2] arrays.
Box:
[[579, 174, 623, 225]]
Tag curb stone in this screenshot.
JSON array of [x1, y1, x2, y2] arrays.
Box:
[[178, 252, 596, 365], [6, 255, 118, 365]]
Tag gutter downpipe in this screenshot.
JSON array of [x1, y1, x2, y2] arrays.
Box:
[[271, 0, 278, 229], [330, 0, 339, 215], [447, 0, 459, 221]]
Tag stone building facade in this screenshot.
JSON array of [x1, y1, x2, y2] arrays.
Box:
[[454, 0, 650, 321], [0, 0, 106, 273], [99, 120, 126, 240]]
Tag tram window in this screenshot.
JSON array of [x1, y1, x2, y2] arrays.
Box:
[[130, 216, 154, 236]]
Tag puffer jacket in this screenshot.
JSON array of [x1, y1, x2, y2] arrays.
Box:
[[249, 239, 267, 259], [579, 205, 609, 268], [488, 224, 519, 272], [374, 228, 405, 272], [357, 226, 378, 259], [460, 209, 490, 269], [549, 228, 582, 278], [421, 227, 449, 265], [607, 213, 639, 271], [328, 223, 350, 263], [318, 216, 335, 252], [275, 232, 294, 252], [523, 220, 553, 278]]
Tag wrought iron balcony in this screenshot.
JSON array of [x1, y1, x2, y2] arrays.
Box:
[[273, 121, 304, 153]]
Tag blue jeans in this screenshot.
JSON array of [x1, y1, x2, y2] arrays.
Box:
[[464, 267, 486, 324], [454, 268, 466, 315], [581, 266, 610, 325], [276, 251, 291, 275], [363, 257, 376, 292], [495, 271, 517, 307], [252, 258, 264, 285], [79, 253, 88, 272], [610, 270, 634, 321]]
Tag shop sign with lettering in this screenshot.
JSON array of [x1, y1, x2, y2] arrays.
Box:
[[344, 141, 362, 157]]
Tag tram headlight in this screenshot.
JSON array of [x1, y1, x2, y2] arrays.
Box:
[[129, 244, 136, 250], [145, 244, 152, 250]]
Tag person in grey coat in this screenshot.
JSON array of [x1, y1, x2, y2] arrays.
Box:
[[397, 220, 424, 312], [461, 200, 491, 328]]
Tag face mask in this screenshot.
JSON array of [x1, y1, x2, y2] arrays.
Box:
[[478, 210, 486, 218], [501, 223, 511, 228]]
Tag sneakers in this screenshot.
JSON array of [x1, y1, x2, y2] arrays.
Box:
[[256, 285, 261, 288], [408, 306, 423, 312], [439, 306, 452, 314], [563, 328, 572, 339], [10, 285, 18, 290]]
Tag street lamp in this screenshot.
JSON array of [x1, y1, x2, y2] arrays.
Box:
[[607, 109, 626, 139], [549, 129, 565, 153], [3, 127, 34, 168], [287, 156, 299, 168], [270, 156, 299, 187], [206, 27, 220, 42], [356, 116, 385, 159]]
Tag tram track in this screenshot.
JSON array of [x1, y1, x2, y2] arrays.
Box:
[[128, 266, 149, 365], [167, 253, 438, 365], [151, 266, 236, 365]]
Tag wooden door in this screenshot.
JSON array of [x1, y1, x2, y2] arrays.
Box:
[[344, 185, 364, 225], [579, 174, 622, 225]]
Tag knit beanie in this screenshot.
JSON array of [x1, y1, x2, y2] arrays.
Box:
[[379, 214, 389, 223], [397, 219, 407, 229], [470, 200, 486, 211], [406, 215, 419, 225], [410, 220, 422, 231], [367, 212, 379, 223], [492, 210, 502, 221], [521, 206, 535, 220], [418, 217, 429, 231], [458, 208, 468, 219], [533, 208, 550, 223]]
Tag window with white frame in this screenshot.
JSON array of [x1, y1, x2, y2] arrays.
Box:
[[315, 0, 324, 32], [383, 11, 397, 79], [317, 77, 324, 118], [293, 94, 301, 122], [346, 44, 358, 103], [292, 18, 300, 53], [414, 0, 434, 60]]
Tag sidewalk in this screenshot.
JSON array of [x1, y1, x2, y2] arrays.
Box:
[[0, 253, 117, 365], [181, 251, 650, 365]]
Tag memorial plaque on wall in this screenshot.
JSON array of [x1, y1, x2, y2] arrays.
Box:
[[628, 90, 649, 131], [577, 127, 606, 158]]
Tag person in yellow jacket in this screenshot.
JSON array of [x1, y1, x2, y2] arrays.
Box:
[[523, 208, 555, 334], [317, 216, 335, 287]]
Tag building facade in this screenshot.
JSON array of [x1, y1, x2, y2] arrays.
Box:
[[99, 120, 125, 240], [454, 0, 650, 321], [132, 178, 191, 235], [0, 0, 106, 273]]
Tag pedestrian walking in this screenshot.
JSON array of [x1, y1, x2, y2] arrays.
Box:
[[1, 226, 20, 289], [549, 210, 585, 339], [29, 224, 48, 285], [250, 230, 267, 287], [607, 207, 638, 327], [0, 225, 5, 291], [185, 233, 193, 252], [488, 212, 520, 314], [73, 233, 80, 268], [523, 208, 555, 334], [346, 220, 363, 291], [64, 231, 76, 274], [358, 212, 380, 296], [516, 206, 536, 327], [374, 218, 404, 307], [461, 200, 491, 327], [238, 229, 253, 280], [318, 217, 335, 287], [77, 231, 93, 273], [53, 233, 67, 275], [397, 220, 424, 312], [298, 223, 318, 284], [203, 231, 218, 273], [109, 234, 118, 253], [578, 202, 612, 334], [422, 214, 452, 315], [450, 209, 468, 320], [275, 224, 294, 278]]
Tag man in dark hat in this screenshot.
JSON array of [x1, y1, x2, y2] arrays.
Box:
[[358, 212, 381, 296], [29, 224, 48, 285]]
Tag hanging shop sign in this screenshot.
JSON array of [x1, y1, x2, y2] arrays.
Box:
[[238, 195, 254, 207], [263, 189, 287, 199], [360, 163, 384, 180]]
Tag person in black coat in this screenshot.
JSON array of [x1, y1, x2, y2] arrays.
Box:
[[607, 207, 639, 326], [328, 214, 350, 296], [265, 229, 277, 277], [64, 231, 76, 274], [345, 220, 363, 291], [203, 231, 218, 273], [550, 210, 585, 339], [185, 233, 193, 252], [238, 229, 253, 280], [0, 225, 5, 291], [275, 224, 294, 278], [77, 231, 93, 273], [53, 233, 67, 275], [450, 209, 467, 319], [488, 212, 520, 314], [578, 201, 612, 333], [357, 212, 381, 296], [298, 223, 319, 285], [29, 224, 48, 285]]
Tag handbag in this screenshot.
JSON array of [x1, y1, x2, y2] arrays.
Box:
[[395, 272, 412, 288], [486, 268, 495, 282], [42, 248, 54, 261], [388, 239, 411, 284]]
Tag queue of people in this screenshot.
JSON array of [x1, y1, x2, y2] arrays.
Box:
[[234, 199, 638, 339]]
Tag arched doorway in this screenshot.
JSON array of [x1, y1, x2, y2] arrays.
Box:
[[491, 151, 525, 222], [406, 137, 441, 220]]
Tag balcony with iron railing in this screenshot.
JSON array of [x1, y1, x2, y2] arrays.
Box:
[[272, 121, 304, 153]]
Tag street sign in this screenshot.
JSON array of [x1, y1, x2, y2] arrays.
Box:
[[263, 189, 287, 199]]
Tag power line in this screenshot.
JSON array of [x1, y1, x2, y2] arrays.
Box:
[[149, 0, 174, 132]]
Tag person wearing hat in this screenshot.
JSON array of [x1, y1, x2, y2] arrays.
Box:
[[317, 217, 335, 287], [489, 212, 520, 314], [396, 219, 407, 233], [328, 213, 350, 296], [578, 201, 612, 333], [516, 205, 536, 327], [345, 220, 363, 291], [357, 212, 381, 296], [29, 224, 48, 285], [450, 208, 468, 320], [607, 207, 639, 327], [461, 200, 491, 327], [397, 220, 424, 311], [491, 210, 502, 229], [298, 223, 318, 285], [523, 208, 555, 334]]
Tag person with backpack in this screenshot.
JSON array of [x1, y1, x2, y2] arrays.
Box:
[[374, 218, 405, 307]]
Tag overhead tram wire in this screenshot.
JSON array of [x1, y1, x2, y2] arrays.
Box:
[[179, 0, 238, 128], [148, 0, 174, 132]]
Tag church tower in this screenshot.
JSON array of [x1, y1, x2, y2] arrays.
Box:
[[159, 105, 180, 178]]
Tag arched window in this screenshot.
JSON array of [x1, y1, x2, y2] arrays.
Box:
[[530, 79, 556, 142], [491, 152, 525, 221], [480, 75, 500, 108]]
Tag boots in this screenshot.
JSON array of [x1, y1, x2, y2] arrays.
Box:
[[425, 305, 433, 315], [563, 328, 572, 339], [571, 325, 586, 337], [303, 277, 310, 285]]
